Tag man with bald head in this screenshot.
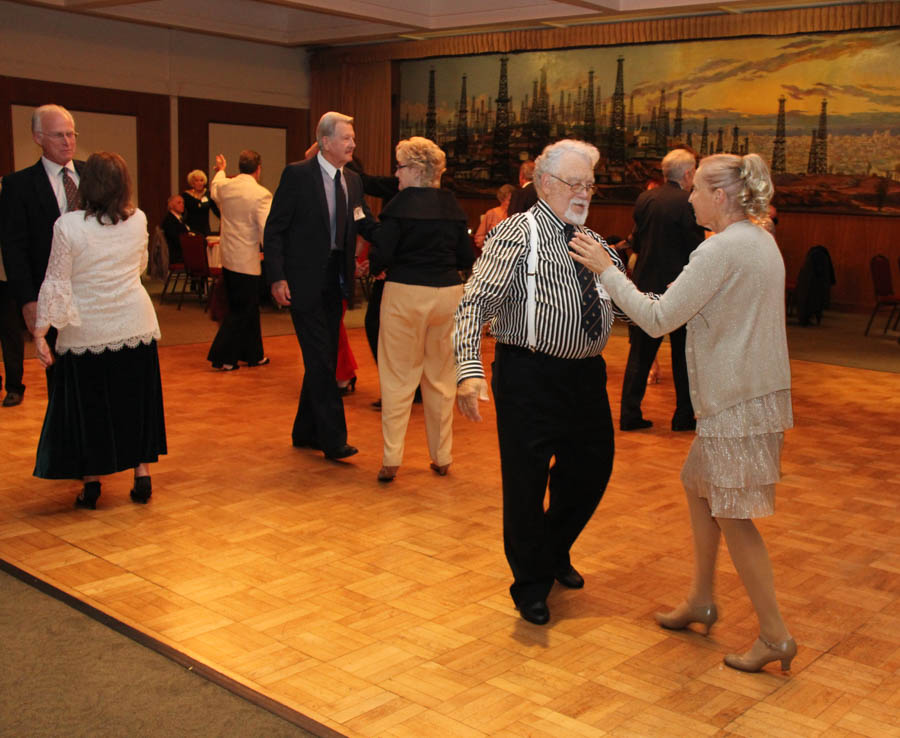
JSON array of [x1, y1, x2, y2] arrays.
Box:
[[0, 104, 85, 394]]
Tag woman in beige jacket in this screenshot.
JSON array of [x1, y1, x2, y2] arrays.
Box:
[[569, 153, 795, 674]]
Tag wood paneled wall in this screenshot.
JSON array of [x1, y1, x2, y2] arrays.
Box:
[[0, 75, 170, 230], [177, 97, 308, 187], [310, 2, 900, 310]]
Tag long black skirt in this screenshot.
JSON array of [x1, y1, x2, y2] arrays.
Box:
[[34, 340, 167, 480]]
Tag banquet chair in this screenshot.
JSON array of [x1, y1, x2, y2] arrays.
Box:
[[154, 226, 186, 303], [864, 254, 900, 336], [178, 233, 220, 311]]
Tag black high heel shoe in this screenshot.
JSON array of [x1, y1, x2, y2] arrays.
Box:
[[338, 376, 357, 396], [75, 481, 101, 510], [130, 476, 152, 504]]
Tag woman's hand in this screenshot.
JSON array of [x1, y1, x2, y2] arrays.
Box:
[[34, 336, 54, 369], [569, 231, 614, 275]]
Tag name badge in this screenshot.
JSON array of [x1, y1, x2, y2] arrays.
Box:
[[353, 206, 365, 221]]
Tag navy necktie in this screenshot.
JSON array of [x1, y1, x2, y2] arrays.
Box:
[[334, 170, 347, 250], [566, 225, 603, 341]]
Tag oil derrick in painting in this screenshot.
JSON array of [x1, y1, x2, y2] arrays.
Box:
[[534, 67, 551, 152], [656, 89, 669, 154], [608, 56, 626, 167], [772, 96, 787, 174], [426, 68, 437, 142], [815, 99, 828, 173], [731, 126, 740, 154], [584, 69, 596, 144], [715, 127, 724, 153], [455, 74, 469, 161], [627, 93, 635, 132], [700, 117, 709, 157], [807, 100, 829, 174], [807, 129, 818, 173], [491, 56, 512, 183], [673, 90, 684, 140]]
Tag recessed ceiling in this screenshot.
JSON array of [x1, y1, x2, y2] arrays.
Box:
[[9, 0, 851, 47]]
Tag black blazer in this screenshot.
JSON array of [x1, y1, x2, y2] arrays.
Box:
[[507, 183, 538, 215], [264, 157, 375, 310], [631, 181, 705, 293], [161, 212, 189, 264], [0, 159, 85, 307]]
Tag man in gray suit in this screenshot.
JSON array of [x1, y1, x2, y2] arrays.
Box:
[[0, 104, 85, 397]]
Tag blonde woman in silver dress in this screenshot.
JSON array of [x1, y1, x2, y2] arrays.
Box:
[[569, 153, 796, 673]]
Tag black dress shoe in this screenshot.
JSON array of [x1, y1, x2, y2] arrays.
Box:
[[325, 444, 358, 460], [2, 391, 24, 407], [75, 481, 101, 510], [130, 476, 152, 504], [620, 418, 653, 431], [671, 417, 697, 432], [555, 565, 585, 589], [517, 600, 550, 625]]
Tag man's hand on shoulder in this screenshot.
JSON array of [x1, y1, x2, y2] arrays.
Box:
[[457, 377, 488, 422]]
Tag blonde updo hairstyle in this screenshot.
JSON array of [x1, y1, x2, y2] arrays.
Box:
[[699, 153, 773, 228], [396, 137, 446, 188], [187, 169, 208, 188]]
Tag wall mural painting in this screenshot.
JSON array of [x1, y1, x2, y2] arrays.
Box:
[[399, 30, 900, 214]]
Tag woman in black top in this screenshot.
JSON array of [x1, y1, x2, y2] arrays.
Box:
[[182, 169, 220, 236], [370, 137, 474, 482]]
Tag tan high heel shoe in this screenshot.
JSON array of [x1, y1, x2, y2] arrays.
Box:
[[654, 602, 718, 634], [724, 636, 797, 673]]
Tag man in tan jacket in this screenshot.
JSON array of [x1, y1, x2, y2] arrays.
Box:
[[207, 150, 272, 371]]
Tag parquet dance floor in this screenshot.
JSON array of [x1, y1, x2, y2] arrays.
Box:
[[1, 328, 898, 737]]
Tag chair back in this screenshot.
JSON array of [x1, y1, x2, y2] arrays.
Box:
[[870, 255, 894, 298], [180, 233, 210, 277], [148, 226, 169, 279]]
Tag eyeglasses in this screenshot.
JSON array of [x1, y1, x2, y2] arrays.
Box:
[[44, 131, 79, 141], [549, 173, 596, 196]]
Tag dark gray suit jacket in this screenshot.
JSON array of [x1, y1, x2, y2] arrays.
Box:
[[263, 157, 375, 310], [0, 159, 85, 307]]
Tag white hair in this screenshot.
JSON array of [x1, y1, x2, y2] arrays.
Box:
[[32, 104, 74, 134], [533, 139, 599, 198], [661, 148, 696, 183], [316, 111, 354, 147]]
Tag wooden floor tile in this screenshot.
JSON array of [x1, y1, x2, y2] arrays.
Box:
[[1, 325, 898, 736]]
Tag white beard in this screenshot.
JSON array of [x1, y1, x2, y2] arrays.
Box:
[[564, 199, 589, 225]]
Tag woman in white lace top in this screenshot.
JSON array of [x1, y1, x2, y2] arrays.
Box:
[[33, 152, 167, 509], [569, 153, 795, 675]]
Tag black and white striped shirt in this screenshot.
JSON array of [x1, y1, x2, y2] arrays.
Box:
[[454, 199, 628, 382]]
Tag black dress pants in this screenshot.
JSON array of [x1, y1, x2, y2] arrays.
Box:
[[492, 343, 614, 607], [0, 280, 25, 395], [207, 268, 264, 366], [620, 324, 694, 427], [289, 258, 347, 453]]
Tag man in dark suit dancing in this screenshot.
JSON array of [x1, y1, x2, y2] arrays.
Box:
[[264, 111, 375, 460], [620, 147, 705, 432], [506, 160, 537, 216], [0, 104, 85, 396]]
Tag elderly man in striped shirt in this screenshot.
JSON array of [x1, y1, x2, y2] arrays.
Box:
[[454, 139, 628, 626]]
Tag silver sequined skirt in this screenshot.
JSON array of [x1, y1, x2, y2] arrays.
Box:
[[681, 390, 793, 519]]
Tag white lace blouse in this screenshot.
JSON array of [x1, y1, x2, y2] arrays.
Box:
[[36, 209, 161, 355]]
